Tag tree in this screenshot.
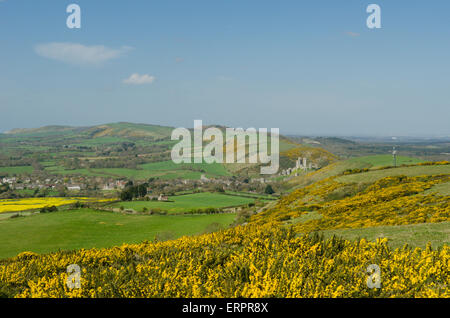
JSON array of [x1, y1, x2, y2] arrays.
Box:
[[120, 188, 134, 201], [264, 184, 275, 195]]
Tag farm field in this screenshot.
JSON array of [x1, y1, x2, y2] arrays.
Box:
[[224, 191, 277, 200], [0, 166, 33, 175], [42, 160, 231, 180], [0, 197, 112, 214], [111, 192, 255, 213], [0, 208, 236, 260]]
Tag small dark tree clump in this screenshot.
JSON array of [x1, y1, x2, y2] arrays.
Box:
[[264, 185, 275, 195]]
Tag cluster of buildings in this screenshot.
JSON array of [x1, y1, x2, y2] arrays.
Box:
[[279, 157, 318, 176], [101, 180, 128, 191], [0, 176, 127, 192], [145, 193, 169, 201]]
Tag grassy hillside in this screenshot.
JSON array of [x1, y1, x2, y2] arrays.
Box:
[[84, 122, 173, 139], [286, 155, 433, 189], [0, 209, 236, 259], [346, 155, 424, 168], [255, 162, 450, 246], [336, 164, 450, 183], [0, 224, 447, 298], [4, 122, 173, 140], [320, 221, 450, 249], [44, 160, 231, 180]]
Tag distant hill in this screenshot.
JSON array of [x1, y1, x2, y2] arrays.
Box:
[[4, 125, 84, 137], [83, 123, 173, 139], [4, 122, 174, 140]]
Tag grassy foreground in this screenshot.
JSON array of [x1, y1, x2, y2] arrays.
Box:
[[0, 209, 236, 259], [0, 225, 447, 298]]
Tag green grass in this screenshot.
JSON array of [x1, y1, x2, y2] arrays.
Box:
[[0, 166, 33, 175], [287, 211, 323, 225], [14, 189, 36, 196], [336, 164, 450, 184], [424, 181, 450, 196], [347, 155, 424, 168], [287, 156, 427, 190], [44, 160, 231, 180], [72, 136, 130, 146], [224, 191, 276, 200], [0, 208, 236, 259], [45, 166, 107, 177], [320, 221, 450, 249], [112, 192, 255, 213]]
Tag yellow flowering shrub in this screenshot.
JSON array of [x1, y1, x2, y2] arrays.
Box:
[[0, 225, 447, 298], [252, 175, 450, 232]]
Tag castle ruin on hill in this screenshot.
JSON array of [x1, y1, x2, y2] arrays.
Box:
[[280, 157, 318, 176]]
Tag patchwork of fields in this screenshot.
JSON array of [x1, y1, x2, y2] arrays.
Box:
[[43, 160, 231, 180]]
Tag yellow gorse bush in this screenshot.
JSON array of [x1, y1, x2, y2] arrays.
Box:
[[252, 174, 450, 232], [0, 225, 447, 298]]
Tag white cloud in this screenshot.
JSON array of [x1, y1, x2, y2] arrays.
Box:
[[34, 42, 132, 65], [123, 73, 156, 85]]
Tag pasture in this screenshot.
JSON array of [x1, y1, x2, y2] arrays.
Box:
[[43, 160, 231, 180], [0, 166, 33, 175], [0, 209, 236, 259], [111, 192, 255, 213]]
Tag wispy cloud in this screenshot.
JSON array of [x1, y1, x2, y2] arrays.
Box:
[[175, 57, 184, 63], [34, 42, 133, 65], [123, 73, 156, 85], [345, 31, 360, 37]]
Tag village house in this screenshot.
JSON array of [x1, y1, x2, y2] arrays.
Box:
[[158, 194, 169, 201], [67, 184, 82, 191]]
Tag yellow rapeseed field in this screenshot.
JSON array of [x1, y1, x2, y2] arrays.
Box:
[[0, 197, 113, 213]]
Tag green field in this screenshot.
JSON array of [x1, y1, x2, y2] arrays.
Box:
[[336, 164, 450, 183], [44, 160, 231, 180], [224, 191, 277, 200], [0, 166, 33, 175], [424, 181, 450, 196], [320, 221, 450, 249], [112, 192, 255, 213], [347, 155, 424, 168], [0, 209, 236, 259]]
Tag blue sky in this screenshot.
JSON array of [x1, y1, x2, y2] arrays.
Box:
[[0, 0, 449, 136]]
